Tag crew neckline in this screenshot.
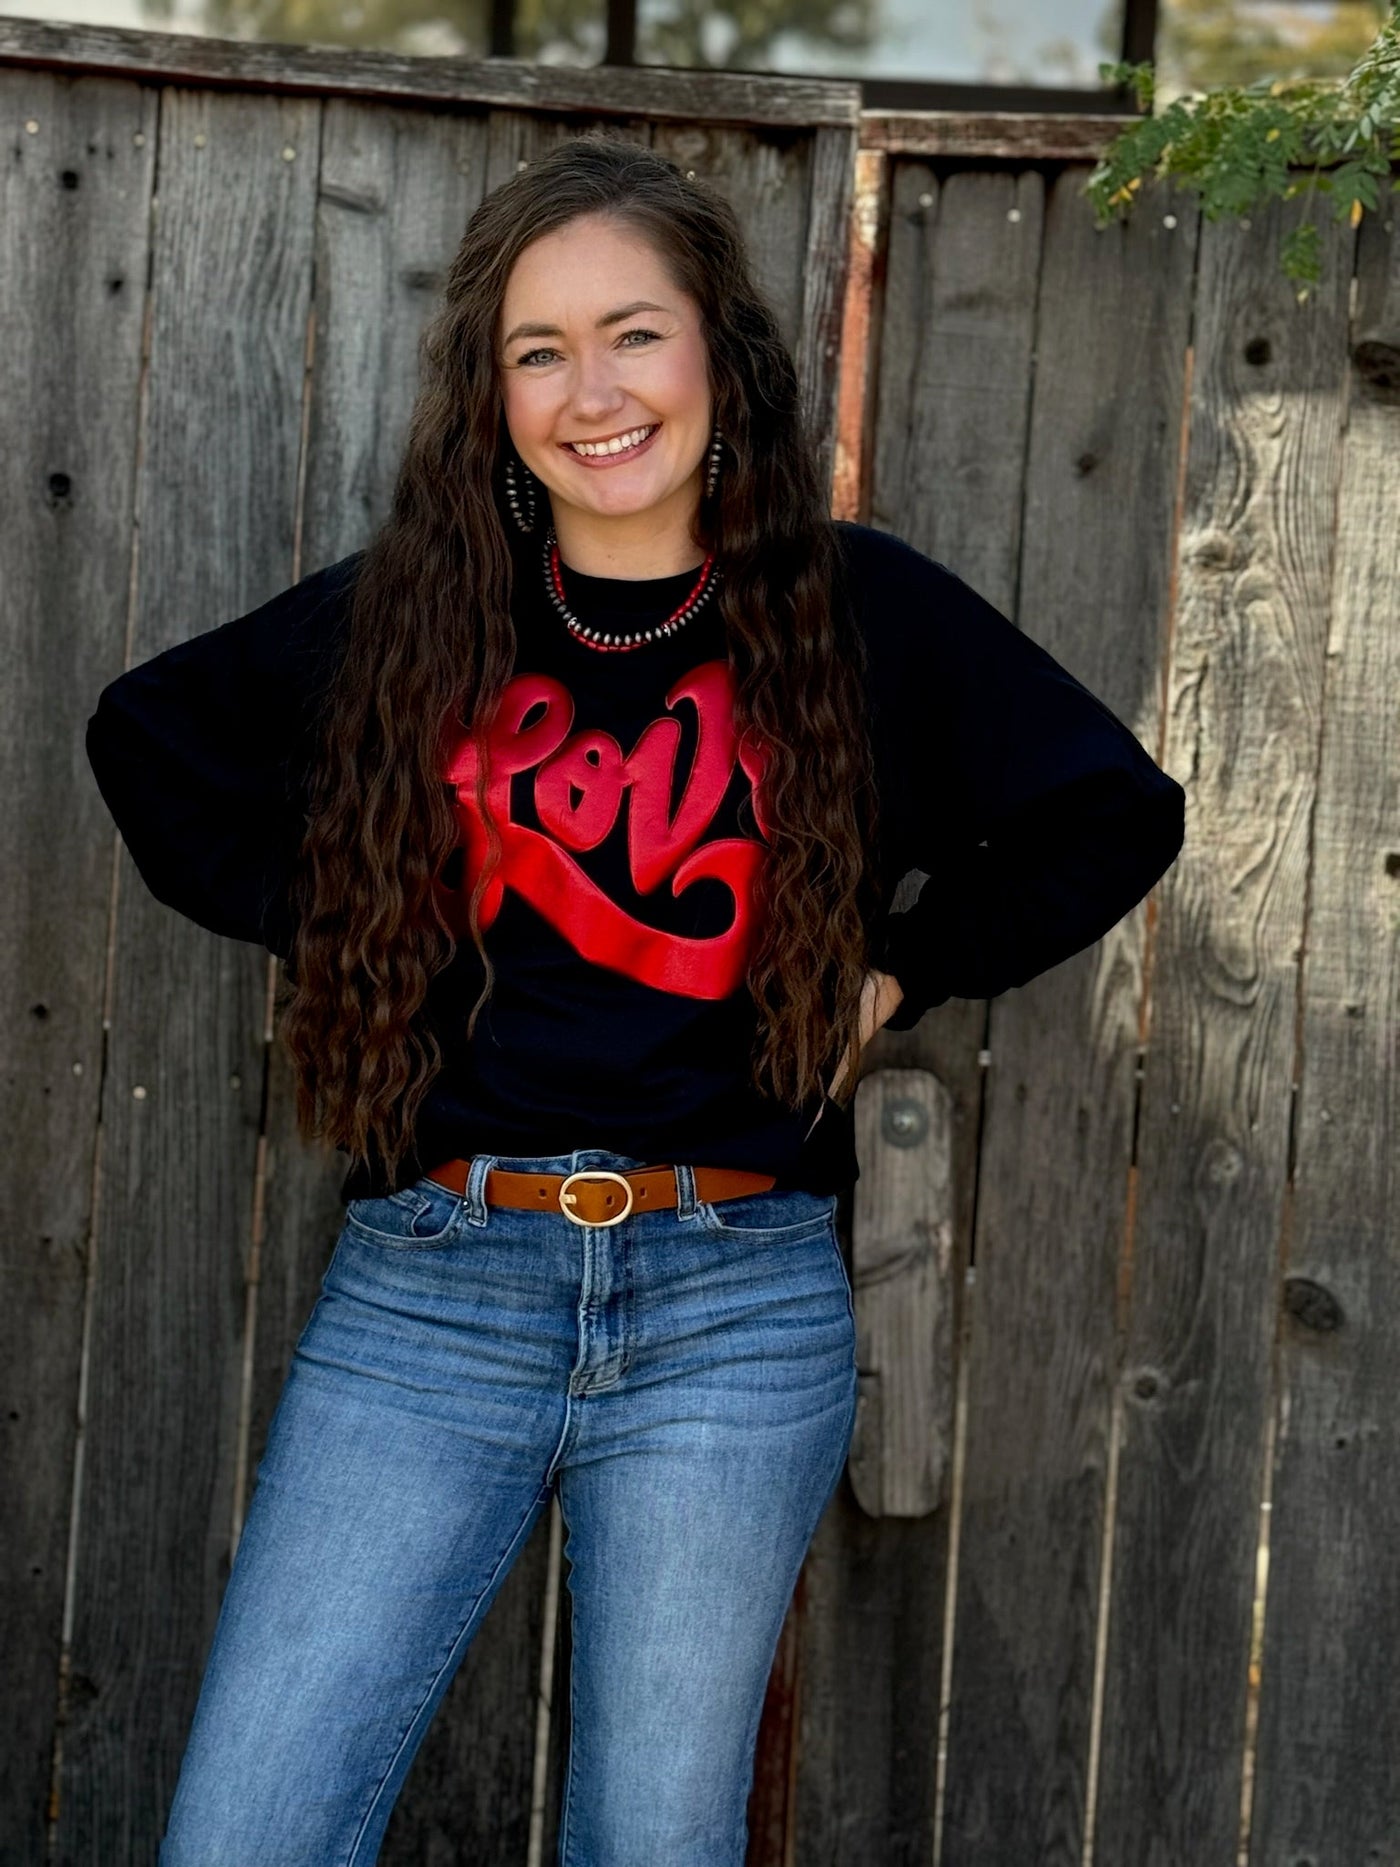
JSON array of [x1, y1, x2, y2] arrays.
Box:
[[547, 552, 714, 619], [537, 545, 716, 627]]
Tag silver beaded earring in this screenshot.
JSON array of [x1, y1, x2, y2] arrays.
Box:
[[503, 450, 538, 534], [703, 425, 725, 500]]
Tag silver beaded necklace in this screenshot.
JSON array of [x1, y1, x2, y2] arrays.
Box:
[[542, 526, 721, 652]]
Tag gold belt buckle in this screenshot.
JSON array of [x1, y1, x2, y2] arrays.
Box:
[[558, 1168, 635, 1227]]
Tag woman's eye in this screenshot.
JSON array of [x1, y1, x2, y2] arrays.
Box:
[[515, 330, 662, 367]]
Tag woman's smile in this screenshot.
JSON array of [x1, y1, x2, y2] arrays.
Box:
[[560, 422, 662, 467]]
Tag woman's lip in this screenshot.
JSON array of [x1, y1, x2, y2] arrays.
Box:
[[559, 422, 661, 468]]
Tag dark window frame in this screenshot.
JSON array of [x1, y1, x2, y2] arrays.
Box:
[[489, 0, 1158, 115]]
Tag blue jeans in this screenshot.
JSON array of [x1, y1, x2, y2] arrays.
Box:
[[158, 1149, 858, 1866]]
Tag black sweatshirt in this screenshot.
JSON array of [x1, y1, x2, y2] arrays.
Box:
[[84, 522, 1186, 1202]]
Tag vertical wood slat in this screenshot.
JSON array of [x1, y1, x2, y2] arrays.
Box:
[[650, 121, 815, 358], [1248, 209, 1400, 1866], [940, 170, 1198, 1865], [53, 80, 321, 1861], [0, 67, 157, 1867], [831, 145, 887, 522], [647, 119, 855, 487], [797, 122, 857, 496], [794, 160, 1046, 1867], [846, 1066, 956, 1518], [867, 163, 1045, 605], [1094, 191, 1356, 1864]]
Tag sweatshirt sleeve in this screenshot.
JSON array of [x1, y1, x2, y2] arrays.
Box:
[[848, 526, 1186, 1032], [84, 552, 360, 959]]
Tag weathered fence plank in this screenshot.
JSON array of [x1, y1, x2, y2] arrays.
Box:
[[1248, 208, 1400, 1867], [861, 109, 1140, 159], [940, 168, 1197, 1866], [795, 159, 1047, 1867], [846, 1067, 956, 1518], [1093, 191, 1355, 1864], [53, 77, 322, 1861], [796, 123, 858, 496], [0, 15, 861, 127], [0, 65, 158, 1867]]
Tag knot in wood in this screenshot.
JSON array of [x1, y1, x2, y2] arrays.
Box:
[[1283, 1276, 1344, 1333]]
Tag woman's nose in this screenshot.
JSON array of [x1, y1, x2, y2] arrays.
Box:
[[569, 352, 626, 413]]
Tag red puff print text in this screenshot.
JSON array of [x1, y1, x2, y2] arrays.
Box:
[[436, 659, 772, 999]]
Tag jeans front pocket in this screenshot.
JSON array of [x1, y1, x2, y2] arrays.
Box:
[[697, 1184, 839, 1241], [343, 1176, 465, 1249]]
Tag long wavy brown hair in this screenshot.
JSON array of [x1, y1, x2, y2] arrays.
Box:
[[277, 133, 883, 1188]]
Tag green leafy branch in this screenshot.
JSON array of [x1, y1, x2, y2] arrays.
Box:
[[1085, 1, 1400, 299]]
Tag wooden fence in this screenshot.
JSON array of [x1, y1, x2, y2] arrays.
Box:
[[2, 18, 1396, 1864]]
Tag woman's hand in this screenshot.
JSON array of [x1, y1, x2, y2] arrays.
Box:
[[823, 966, 905, 1102]]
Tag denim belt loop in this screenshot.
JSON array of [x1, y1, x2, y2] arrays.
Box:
[[464, 1154, 495, 1227], [673, 1163, 698, 1220]]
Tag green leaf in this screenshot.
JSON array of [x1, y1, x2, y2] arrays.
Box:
[[1088, 0, 1400, 287], [1281, 222, 1322, 286]]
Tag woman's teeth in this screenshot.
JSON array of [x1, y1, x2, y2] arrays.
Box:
[[567, 424, 657, 457]]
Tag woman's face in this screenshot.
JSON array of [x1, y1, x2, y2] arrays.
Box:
[[497, 214, 712, 536]]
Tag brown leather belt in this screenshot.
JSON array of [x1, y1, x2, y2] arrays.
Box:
[[424, 1157, 776, 1228]]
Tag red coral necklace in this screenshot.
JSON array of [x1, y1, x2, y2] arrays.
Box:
[[542, 526, 720, 652]]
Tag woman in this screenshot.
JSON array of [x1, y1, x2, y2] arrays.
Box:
[[86, 136, 1185, 1865]]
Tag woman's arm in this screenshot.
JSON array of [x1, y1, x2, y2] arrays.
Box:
[[84, 552, 360, 956], [823, 966, 906, 1100], [841, 523, 1186, 1034]]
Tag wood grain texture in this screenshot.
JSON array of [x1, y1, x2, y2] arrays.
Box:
[[1247, 208, 1400, 1867], [791, 158, 1045, 1867], [1093, 189, 1356, 1866], [0, 65, 157, 1867], [796, 122, 858, 499], [869, 161, 1044, 602], [50, 78, 321, 1860], [0, 17, 861, 127], [651, 120, 814, 360], [847, 1067, 956, 1517], [832, 147, 886, 521], [860, 110, 1141, 158], [940, 167, 1197, 1867]]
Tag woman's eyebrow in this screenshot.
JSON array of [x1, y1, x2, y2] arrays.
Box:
[[501, 300, 674, 345]]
